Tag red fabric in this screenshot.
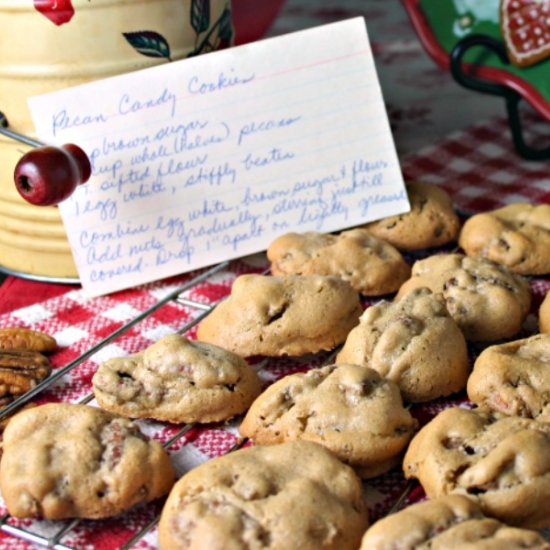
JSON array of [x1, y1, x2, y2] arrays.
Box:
[[0, 277, 75, 314]]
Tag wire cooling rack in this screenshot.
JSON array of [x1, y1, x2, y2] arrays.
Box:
[[0, 252, 548, 548], [0, 257, 432, 549]]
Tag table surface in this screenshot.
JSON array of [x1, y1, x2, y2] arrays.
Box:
[[0, 1, 549, 549]]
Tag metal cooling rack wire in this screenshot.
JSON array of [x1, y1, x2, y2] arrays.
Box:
[[0, 261, 415, 548]]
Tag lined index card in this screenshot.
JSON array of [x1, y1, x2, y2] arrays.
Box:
[[28, 17, 409, 296]]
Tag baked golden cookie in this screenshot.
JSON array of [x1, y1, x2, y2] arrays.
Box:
[[92, 334, 262, 424], [459, 203, 550, 275], [267, 228, 411, 296], [336, 288, 469, 402], [396, 253, 531, 341], [240, 364, 417, 478], [360, 494, 550, 549], [403, 406, 550, 529], [0, 403, 175, 520], [501, 0, 550, 68], [360, 181, 460, 251], [540, 292, 550, 334], [467, 334, 550, 423], [196, 274, 362, 357], [158, 440, 369, 550]]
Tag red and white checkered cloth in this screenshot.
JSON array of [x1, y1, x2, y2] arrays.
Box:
[[0, 113, 549, 548]]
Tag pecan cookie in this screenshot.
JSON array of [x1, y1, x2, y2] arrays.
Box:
[[0, 403, 175, 520], [267, 228, 411, 296], [240, 364, 417, 478], [459, 203, 550, 275], [336, 288, 469, 402], [158, 440, 369, 550], [467, 334, 550, 422], [396, 254, 531, 341], [360, 494, 550, 549], [360, 181, 460, 251], [92, 334, 262, 424], [403, 406, 550, 529], [196, 274, 362, 357]]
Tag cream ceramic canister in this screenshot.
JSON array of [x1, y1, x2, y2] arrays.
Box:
[[0, 0, 232, 279]]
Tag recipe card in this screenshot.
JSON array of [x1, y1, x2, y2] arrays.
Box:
[[28, 17, 409, 297]]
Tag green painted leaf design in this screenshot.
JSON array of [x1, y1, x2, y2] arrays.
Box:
[[217, 7, 233, 43], [190, 0, 210, 34], [123, 31, 172, 61]]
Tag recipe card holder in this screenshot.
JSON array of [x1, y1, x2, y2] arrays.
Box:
[[450, 34, 550, 161]]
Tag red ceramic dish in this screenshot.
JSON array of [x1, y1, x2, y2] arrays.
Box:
[[232, 0, 287, 44]]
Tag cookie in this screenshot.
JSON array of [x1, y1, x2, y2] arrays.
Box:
[[196, 274, 362, 357], [158, 440, 369, 550], [501, 0, 550, 68], [336, 287, 469, 402], [467, 333, 550, 422], [396, 253, 531, 341], [540, 291, 550, 334], [267, 228, 411, 296], [403, 406, 550, 529], [0, 403, 175, 520], [92, 334, 262, 424], [360, 494, 550, 549], [360, 181, 460, 251], [240, 364, 417, 478], [459, 203, 550, 275]]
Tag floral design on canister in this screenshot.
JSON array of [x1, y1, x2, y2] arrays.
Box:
[[123, 0, 232, 60], [33, 0, 76, 25]]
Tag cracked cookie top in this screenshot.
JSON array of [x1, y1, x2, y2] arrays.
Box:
[[0, 403, 175, 520], [240, 364, 417, 478], [158, 440, 369, 550], [396, 253, 531, 341], [467, 333, 550, 423], [459, 203, 550, 275], [360, 494, 550, 549], [267, 228, 411, 296], [403, 406, 550, 529], [336, 287, 469, 402], [196, 274, 363, 357], [92, 334, 262, 424], [360, 181, 461, 251]]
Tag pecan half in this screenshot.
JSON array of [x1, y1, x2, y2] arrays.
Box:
[[0, 350, 51, 395], [0, 328, 57, 353]]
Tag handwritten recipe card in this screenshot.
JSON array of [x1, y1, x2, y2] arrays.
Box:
[[28, 17, 409, 296]]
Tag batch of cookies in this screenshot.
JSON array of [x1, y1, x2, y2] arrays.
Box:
[[0, 181, 550, 548]]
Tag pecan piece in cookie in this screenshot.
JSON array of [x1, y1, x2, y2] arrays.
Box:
[[0, 349, 51, 395], [0, 328, 57, 353]]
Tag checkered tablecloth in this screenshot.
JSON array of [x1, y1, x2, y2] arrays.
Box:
[[1, 0, 550, 544], [0, 109, 549, 548]]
